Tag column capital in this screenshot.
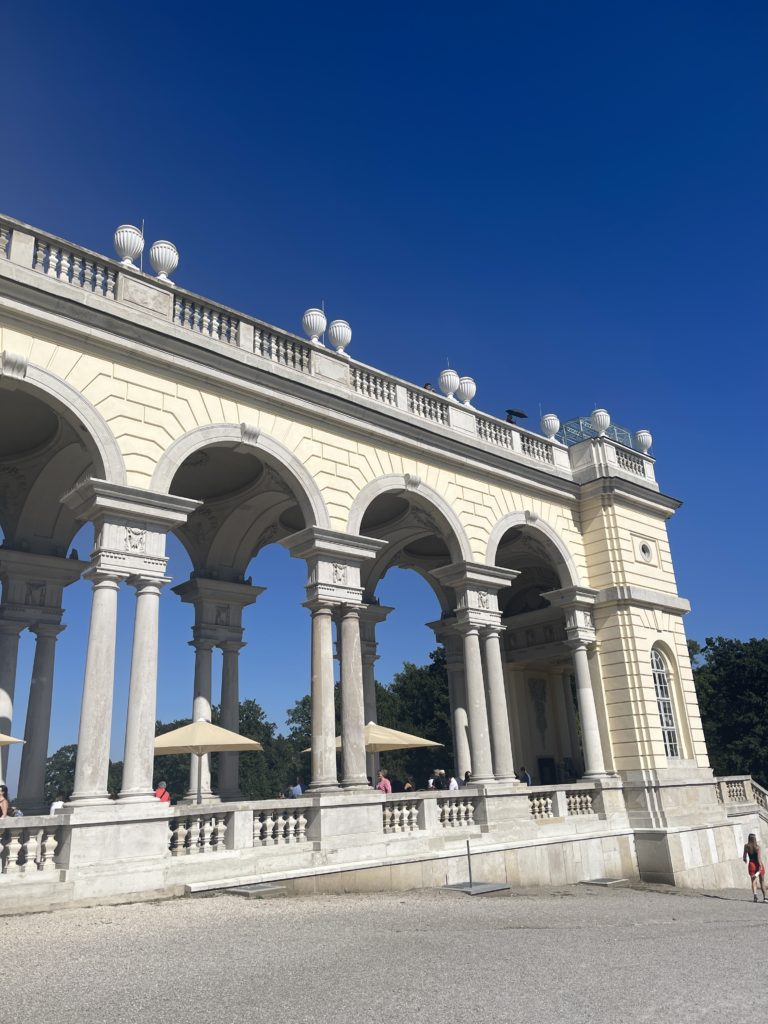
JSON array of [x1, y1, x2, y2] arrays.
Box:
[[283, 527, 387, 606], [303, 597, 336, 615], [219, 638, 246, 654], [543, 585, 599, 645], [83, 566, 125, 587], [0, 618, 25, 637], [173, 577, 264, 632], [432, 562, 519, 627], [128, 574, 172, 593], [30, 622, 66, 640]]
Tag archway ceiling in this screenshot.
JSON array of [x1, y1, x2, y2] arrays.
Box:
[[0, 387, 96, 556], [172, 447, 306, 578], [495, 527, 564, 619], [359, 494, 454, 610]]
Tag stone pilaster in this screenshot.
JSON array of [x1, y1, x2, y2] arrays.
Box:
[[62, 478, 199, 805], [16, 622, 65, 811], [71, 569, 123, 804], [173, 577, 264, 802], [359, 604, 392, 781], [543, 585, 607, 778], [338, 604, 368, 790], [120, 576, 170, 802], [282, 527, 388, 792], [432, 561, 520, 786]]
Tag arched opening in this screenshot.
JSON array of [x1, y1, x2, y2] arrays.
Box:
[[493, 522, 584, 784], [0, 375, 116, 807], [155, 434, 324, 800], [347, 486, 467, 786]]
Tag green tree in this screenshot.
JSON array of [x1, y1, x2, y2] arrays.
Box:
[[377, 647, 452, 786], [693, 636, 768, 784], [44, 745, 123, 802]]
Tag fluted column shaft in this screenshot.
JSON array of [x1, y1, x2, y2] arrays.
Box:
[[72, 572, 122, 804], [446, 658, 472, 780], [17, 623, 65, 810], [0, 620, 24, 786], [121, 578, 166, 801], [570, 641, 606, 777], [339, 606, 368, 789], [561, 671, 584, 776], [308, 603, 338, 790], [460, 624, 494, 784], [482, 626, 516, 781], [187, 638, 214, 799], [218, 640, 244, 801]]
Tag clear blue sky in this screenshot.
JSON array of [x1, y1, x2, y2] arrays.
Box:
[[1, 4, 766, 786]]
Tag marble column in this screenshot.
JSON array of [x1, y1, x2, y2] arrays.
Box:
[[339, 605, 368, 789], [569, 641, 606, 777], [458, 623, 494, 784], [218, 639, 244, 801], [361, 642, 378, 781], [561, 671, 584, 776], [307, 602, 338, 791], [0, 619, 24, 786], [120, 578, 166, 802], [71, 571, 122, 804], [16, 623, 65, 811], [438, 631, 471, 780], [187, 635, 215, 800], [482, 626, 516, 781]]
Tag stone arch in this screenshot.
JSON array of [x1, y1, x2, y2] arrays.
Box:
[[149, 422, 330, 529], [346, 474, 472, 563], [486, 512, 580, 588], [1, 358, 127, 485]]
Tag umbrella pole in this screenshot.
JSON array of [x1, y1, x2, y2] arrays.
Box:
[[197, 753, 203, 805]]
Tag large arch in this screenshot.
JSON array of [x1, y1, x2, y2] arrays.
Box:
[[485, 511, 580, 588], [149, 422, 331, 529], [347, 474, 473, 563], [0, 355, 127, 485]]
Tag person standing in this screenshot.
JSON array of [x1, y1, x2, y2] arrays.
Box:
[[517, 766, 532, 786], [743, 833, 767, 902], [448, 773, 459, 791], [0, 785, 10, 817], [375, 769, 392, 794], [49, 792, 66, 815]]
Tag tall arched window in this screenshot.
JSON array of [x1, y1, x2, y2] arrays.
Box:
[[651, 648, 680, 758]]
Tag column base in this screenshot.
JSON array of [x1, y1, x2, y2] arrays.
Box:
[[118, 790, 160, 804], [308, 781, 341, 792], [69, 794, 117, 807], [341, 780, 372, 792], [182, 790, 218, 804]]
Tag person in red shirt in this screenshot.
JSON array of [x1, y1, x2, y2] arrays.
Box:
[[375, 769, 392, 794], [154, 780, 171, 803]]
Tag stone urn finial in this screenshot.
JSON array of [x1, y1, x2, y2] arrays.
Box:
[[540, 413, 560, 440], [149, 240, 179, 283], [634, 429, 653, 454], [456, 376, 477, 407], [328, 320, 352, 357], [113, 224, 144, 267], [590, 408, 611, 436], [302, 308, 327, 345], [438, 368, 460, 400]]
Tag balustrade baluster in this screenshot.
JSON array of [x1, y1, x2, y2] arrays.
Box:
[[82, 258, 94, 291], [33, 241, 46, 273], [5, 830, 22, 873], [22, 830, 39, 872], [106, 268, 116, 298], [213, 814, 228, 851], [186, 816, 202, 853], [47, 246, 60, 278], [200, 815, 214, 852], [296, 810, 308, 842], [71, 254, 83, 288], [40, 829, 58, 871]]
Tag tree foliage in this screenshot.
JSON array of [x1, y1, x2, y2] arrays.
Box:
[[692, 636, 768, 785]]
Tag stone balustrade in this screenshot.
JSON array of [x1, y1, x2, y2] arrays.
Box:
[[169, 811, 230, 855], [528, 783, 601, 821], [715, 775, 768, 816], [0, 214, 657, 489], [0, 816, 63, 875], [255, 804, 310, 845]]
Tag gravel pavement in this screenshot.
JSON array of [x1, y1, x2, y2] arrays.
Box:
[[7, 884, 767, 1023]]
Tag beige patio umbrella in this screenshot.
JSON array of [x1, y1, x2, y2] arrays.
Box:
[[303, 722, 444, 754], [0, 732, 24, 747], [154, 720, 263, 805]]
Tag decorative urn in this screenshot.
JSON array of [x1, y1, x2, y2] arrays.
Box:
[[302, 308, 327, 345], [634, 429, 653, 454], [149, 240, 179, 282], [327, 319, 352, 356], [438, 368, 460, 400], [590, 408, 611, 436], [456, 376, 477, 407], [540, 413, 560, 440], [113, 224, 144, 267]]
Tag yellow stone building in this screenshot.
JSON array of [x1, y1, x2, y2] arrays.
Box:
[[0, 216, 761, 909]]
